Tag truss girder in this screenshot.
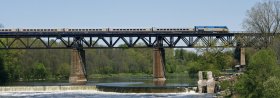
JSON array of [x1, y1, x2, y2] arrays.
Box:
[[0, 33, 276, 49]]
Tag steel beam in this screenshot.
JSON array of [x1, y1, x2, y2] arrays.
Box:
[[0, 33, 277, 49]]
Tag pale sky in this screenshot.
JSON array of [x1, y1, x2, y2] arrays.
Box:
[[0, 0, 263, 31]]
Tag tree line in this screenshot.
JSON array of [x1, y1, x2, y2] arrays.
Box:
[[0, 39, 237, 85]]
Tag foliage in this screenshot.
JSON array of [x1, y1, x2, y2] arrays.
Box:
[[243, 0, 280, 34], [0, 57, 8, 85], [55, 63, 70, 80], [234, 49, 279, 98], [263, 76, 280, 98], [0, 40, 236, 83]]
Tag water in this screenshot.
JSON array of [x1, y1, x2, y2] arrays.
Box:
[[0, 90, 214, 98], [0, 74, 212, 97]]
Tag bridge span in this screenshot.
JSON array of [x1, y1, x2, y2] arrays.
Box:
[[0, 31, 276, 84]]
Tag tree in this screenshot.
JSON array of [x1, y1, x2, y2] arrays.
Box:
[[33, 63, 48, 80], [0, 57, 8, 85], [243, 0, 280, 48], [263, 76, 280, 98], [243, 0, 280, 34], [234, 49, 279, 97]]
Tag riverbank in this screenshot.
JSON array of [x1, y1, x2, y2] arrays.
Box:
[[0, 86, 96, 92]]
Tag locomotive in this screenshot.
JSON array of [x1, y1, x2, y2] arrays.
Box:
[[0, 26, 228, 33]]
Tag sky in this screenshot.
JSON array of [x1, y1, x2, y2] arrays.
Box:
[[0, 0, 263, 31]]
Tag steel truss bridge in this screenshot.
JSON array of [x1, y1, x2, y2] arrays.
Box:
[[0, 30, 276, 84], [0, 31, 276, 49]]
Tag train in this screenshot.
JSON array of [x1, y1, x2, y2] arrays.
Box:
[[0, 26, 228, 33]]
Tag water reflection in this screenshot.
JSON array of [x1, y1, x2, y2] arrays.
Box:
[[153, 79, 166, 86]]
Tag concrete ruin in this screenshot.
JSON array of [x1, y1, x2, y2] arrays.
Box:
[[197, 71, 215, 93]]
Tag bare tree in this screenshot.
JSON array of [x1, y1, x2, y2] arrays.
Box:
[[243, 0, 280, 48], [0, 24, 3, 28], [243, 0, 280, 34]]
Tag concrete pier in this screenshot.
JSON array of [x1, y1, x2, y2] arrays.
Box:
[[153, 48, 166, 83], [69, 49, 87, 85], [197, 71, 215, 93], [240, 48, 246, 66]]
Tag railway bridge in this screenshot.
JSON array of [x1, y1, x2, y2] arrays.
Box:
[[0, 31, 276, 84]]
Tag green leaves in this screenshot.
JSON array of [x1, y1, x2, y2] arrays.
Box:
[[234, 48, 280, 98]]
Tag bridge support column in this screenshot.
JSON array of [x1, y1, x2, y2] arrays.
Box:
[[153, 48, 166, 85], [240, 48, 246, 66], [69, 48, 87, 85]]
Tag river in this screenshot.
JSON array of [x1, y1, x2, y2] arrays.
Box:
[[0, 90, 214, 98], [0, 74, 214, 97]]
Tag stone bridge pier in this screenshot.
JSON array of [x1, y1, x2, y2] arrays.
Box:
[[235, 47, 246, 71], [153, 48, 166, 86], [240, 48, 246, 66], [69, 48, 87, 85]]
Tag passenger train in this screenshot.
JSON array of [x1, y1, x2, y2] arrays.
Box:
[[0, 26, 228, 33]]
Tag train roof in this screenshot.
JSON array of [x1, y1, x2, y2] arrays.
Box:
[[194, 26, 228, 28]]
